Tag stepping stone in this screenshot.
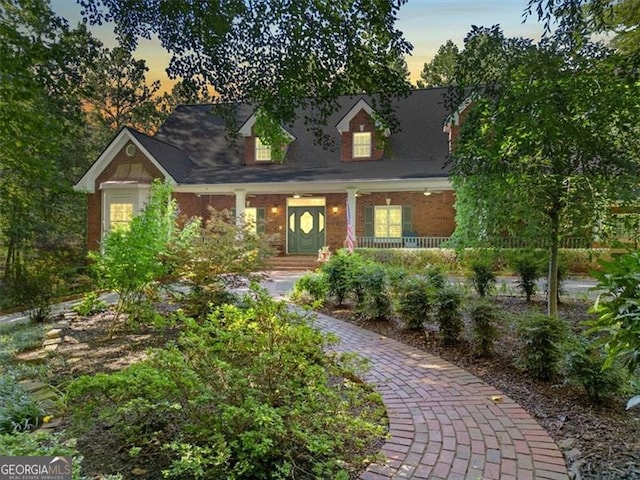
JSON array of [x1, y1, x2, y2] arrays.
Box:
[[19, 380, 48, 393], [46, 329, 63, 339], [43, 337, 62, 347], [43, 343, 59, 352]]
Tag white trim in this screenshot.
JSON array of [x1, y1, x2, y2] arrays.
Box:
[[173, 178, 453, 196], [335, 98, 390, 135], [74, 128, 177, 193]]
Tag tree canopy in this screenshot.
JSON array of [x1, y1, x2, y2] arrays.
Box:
[[77, 0, 413, 129], [449, 27, 640, 316], [416, 40, 459, 88]]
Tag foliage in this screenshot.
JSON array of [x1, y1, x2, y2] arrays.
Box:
[[517, 313, 568, 380], [291, 271, 329, 308], [425, 265, 447, 290], [587, 250, 640, 372], [470, 258, 497, 297], [320, 250, 362, 305], [562, 335, 630, 404], [170, 209, 273, 319], [434, 288, 463, 345], [72, 291, 108, 317], [0, 375, 44, 433], [0, 321, 47, 372], [450, 24, 640, 316], [395, 276, 432, 330], [469, 301, 500, 357], [66, 289, 385, 479], [351, 262, 392, 321], [90, 181, 177, 333], [79, 0, 413, 136], [416, 39, 459, 88], [0, 432, 84, 480], [0, 0, 99, 294], [512, 254, 542, 302], [253, 108, 291, 163]]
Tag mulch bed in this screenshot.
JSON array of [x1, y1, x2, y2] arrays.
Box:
[[321, 296, 640, 480]]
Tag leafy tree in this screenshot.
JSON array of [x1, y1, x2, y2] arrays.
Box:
[[89, 181, 178, 335], [450, 27, 640, 316], [78, 0, 413, 130], [416, 39, 459, 88], [83, 45, 164, 151], [0, 0, 99, 289]]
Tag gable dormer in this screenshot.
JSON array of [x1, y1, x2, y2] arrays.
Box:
[[239, 110, 295, 164], [336, 99, 388, 162]]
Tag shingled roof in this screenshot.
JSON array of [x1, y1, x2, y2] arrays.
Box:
[[149, 87, 452, 185]]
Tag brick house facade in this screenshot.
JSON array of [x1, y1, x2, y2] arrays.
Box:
[[76, 88, 456, 254]]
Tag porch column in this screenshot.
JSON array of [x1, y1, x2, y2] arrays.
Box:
[[234, 190, 246, 227], [346, 188, 358, 248]]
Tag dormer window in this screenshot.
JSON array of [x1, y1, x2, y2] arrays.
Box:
[[353, 132, 372, 158], [255, 137, 272, 162]]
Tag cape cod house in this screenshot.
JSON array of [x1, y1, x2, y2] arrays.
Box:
[[74, 87, 456, 256]]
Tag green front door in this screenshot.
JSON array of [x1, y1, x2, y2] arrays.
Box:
[[287, 206, 325, 254]]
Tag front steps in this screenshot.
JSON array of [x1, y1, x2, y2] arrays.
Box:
[[267, 255, 320, 271]]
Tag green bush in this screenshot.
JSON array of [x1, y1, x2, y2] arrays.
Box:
[[72, 291, 108, 316], [469, 301, 500, 357], [0, 432, 85, 480], [352, 263, 392, 321], [517, 313, 567, 380], [470, 260, 497, 297], [66, 288, 385, 479], [0, 375, 44, 433], [0, 322, 46, 369], [435, 288, 463, 345], [320, 250, 366, 305], [512, 254, 542, 302], [562, 335, 629, 404], [588, 250, 640, 372], [395, 276, 432, 330], [291, 271, 329, 307]]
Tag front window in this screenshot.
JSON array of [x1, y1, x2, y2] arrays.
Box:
[[375, 206, 402, 238], [255, 137, 272, 162], [352, 132, 372, 158], [109, 203, 133, 231]]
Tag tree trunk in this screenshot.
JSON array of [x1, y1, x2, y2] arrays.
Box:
[[548, 210, 560, 317]]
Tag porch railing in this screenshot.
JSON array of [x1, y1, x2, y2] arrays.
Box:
[[356, 236, 591, 249]]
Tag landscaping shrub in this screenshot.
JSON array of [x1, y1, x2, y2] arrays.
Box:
[[395, 276, 432, 330], [512, 253, 542, 301], [0, 375, 44, 433], [72, 291, 108, 317], [291, 271, 329, 308], [0, 432, 86, 480], [469, 301, 500, 357], [425, 265, 447, 290], [562, 335, 629, 404], [517, 313, 567, 380], [0, 322, 47, 367], [66, 288, 386, 480], [352, 263, 392, 321], [435, 288, 463, 345], [320, 250, 365, 305], [470, 260, 497, 297]]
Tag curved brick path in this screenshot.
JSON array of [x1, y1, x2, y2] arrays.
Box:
[[312, 312, 569, 480]]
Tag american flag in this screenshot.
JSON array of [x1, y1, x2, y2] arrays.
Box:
[[346, 199, 355, 253]]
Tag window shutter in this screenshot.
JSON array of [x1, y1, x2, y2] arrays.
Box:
[[256, 207, 266, 234], [364, 205, 374, 237], [402, 205, 413, 235], [231, 208, 236, 220]]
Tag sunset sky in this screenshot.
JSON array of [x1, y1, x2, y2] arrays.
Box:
[[51, 0, 544, 89]]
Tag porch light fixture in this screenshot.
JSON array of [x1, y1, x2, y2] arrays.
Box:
[[271, 206, 278, 214], [386, 197, 391, 205], [293, 193, 301, 199], [332, 206, 339, 214], [423, 189, 432, 196]]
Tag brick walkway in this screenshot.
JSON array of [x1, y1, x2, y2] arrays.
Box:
[[312, 312, 569, 480]]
